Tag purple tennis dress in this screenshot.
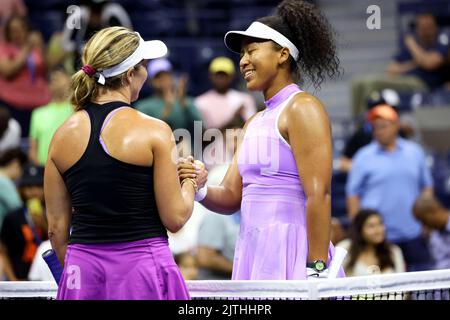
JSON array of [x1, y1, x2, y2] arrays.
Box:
[[234, 84, 345, 280]]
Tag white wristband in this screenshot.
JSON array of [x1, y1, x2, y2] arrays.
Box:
[[195, 186, 207, 202]]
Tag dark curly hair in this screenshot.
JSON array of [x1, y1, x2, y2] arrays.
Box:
[[257, 0, 340, 89], [347, 210, 395, 272]]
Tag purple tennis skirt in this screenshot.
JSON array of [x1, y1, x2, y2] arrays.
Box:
[[57, 237, 190, 300]]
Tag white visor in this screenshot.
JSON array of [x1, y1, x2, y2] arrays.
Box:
[[97, 32, 168, 85], [224, 22, 299, 60]]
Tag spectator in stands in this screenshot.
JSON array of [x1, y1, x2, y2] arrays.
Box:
[[337, 209, 406, 276], [174, 252, 199, 281], [196, 165, 239, 280], [337, 92, 416, 173], [29, 68, 73, 165], [136, 58, 202, 140], [0, 148, 26, 231], [46, 33, 76, 76], [49, 0, 132, 74], [167, 199, 208, 256], [413, 195, 450, 270], [0, 15, 51, 136], [337, 94, 385, 173], [0, 0, 27, 43], [0, 163, 47, 280], [346, 104, 434, 271], [195, 56, 257, 130], [197, 211, 239, 280], [0, 106, 21, 154], [351, 13, 449, 117]]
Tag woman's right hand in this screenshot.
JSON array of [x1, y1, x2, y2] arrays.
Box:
[[177, 156, 197, 182], [177, 157, 208, 189]]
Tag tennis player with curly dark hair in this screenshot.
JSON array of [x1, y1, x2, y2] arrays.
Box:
[[178, 0, 345, 280]]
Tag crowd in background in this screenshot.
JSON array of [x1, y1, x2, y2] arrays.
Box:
[[0, 0, 450, 282]]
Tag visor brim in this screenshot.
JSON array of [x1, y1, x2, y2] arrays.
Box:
[[141, 40, 168, 60], [224, 30, 271, 54]]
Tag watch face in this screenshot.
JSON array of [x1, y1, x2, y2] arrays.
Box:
[[315, 261, 325, 271]]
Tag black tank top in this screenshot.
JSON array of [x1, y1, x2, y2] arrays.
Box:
[[63, 101, 167, 244]]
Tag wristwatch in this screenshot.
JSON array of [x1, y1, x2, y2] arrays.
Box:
[[306, 260, 327, 272]]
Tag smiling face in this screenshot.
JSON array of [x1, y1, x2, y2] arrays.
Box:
[[239, 38, 284, 92]]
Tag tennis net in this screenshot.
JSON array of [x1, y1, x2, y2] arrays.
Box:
[[1, 269, 449, 300]]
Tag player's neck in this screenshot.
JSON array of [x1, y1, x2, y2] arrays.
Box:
[[94, 89, 130, 105], [263, 74, 295, 101]]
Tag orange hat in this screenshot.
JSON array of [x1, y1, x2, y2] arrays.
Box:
[[367, 104, 399, 123]]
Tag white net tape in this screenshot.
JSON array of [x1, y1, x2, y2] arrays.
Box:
[[1, 269, 450, 300]]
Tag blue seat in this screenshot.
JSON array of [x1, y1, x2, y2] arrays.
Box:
[[25, 0, 77, 10], [331, 172, 348, 218], [29, 10, 65, 41]]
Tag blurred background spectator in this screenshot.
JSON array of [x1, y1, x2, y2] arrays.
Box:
[[351, 12, 449, 118], [0, 0, 27, 44], [346, 104, 434, 271], [61, 0, 132, 67], [337, 209, 406, 276], [0, 106, 21, 154], [337, 91, 419, 173], [197, 210, 239, 280], [28, 67, 72, 165], [0, 15, 51, 136], [135, 58, 203, 143], [0, 163, 46, 281], [174, 251, 199, 281], [413, 195, 450, 270], [0, 148, 26, 231], [194, 56, 256, 131]]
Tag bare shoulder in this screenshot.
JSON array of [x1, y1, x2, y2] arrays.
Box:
[[285, 92, 330, 132], [135, 109, 172, 133], [287, 92, 328, 118], [128, 108, 174, 143], [48, 111, 90, 169], [51, 111, 89, 147]]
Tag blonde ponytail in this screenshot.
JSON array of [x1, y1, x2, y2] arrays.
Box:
[[70, 27, 140, 110], [71, 70, 97, 111]]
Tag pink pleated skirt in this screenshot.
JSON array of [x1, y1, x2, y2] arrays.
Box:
[[57, 237, 190, 300]]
